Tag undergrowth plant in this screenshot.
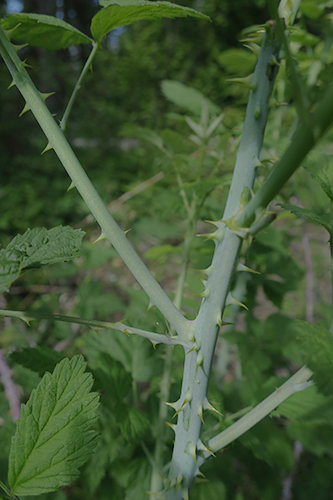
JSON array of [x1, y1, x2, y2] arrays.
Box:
[[1, 0, 333, 499]]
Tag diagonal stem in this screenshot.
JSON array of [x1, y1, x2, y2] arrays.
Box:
[[0, 27, 190, 339]]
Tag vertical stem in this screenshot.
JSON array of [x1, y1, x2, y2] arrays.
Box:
[[166, 24, 282, 499]]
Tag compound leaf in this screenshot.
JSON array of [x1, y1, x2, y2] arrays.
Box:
[[91, 0, 209, 43], [1, 14, 93, 49], [8, 355, 100, 496]]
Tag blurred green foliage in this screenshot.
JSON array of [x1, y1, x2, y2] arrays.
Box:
[[1, 0, 333, 499]]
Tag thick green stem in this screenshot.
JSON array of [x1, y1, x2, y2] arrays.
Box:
[[0, 28, 189, 339], [166, 25, 281, 499], [238, 80, 333, 228], [60, 41, 99, 132], [197, 365, 313, 466]]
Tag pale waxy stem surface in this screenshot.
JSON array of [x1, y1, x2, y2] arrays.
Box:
[[0, 27, 189, 339], [197, 365, 313, 467], [166, 25, 281, 499]]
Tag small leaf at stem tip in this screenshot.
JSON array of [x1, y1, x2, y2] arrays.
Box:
[[93, 232, 107, 243], [41, 142, 53, 155], [226, 292, 249, 310], [237, 263, 260, 274], [19, 103, 31, 116]]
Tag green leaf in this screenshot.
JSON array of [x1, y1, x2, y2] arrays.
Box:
[[115, 404, 150, 442], [144, 243, 181, 259], [1, 14, 93, 49], [0, 226, 85, 292], [8, 355, 100, 496], [218, 48, 256, 76], [161, 80, 220, 115], [10, 346, 65, 377], [92, 0, 209, 43], [290, 320, 333, 395], [273, 385, 333, 424], [121, 125, 164, 150], [303, 165, 333, 201], [278, 203, 333, 234]]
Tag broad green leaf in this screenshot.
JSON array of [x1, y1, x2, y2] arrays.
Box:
[[92, 0, 209, 43], [10, 346, 65, 377], [303, 165, 333, 201], [8, 355, 99, 496], [1, 14, 93, 49], [115, 404, 150, 442], [0, 253, 20, 295], [0, 226, 84, 292], [161, 80, 220, 115], [278, 203, 333, 234]]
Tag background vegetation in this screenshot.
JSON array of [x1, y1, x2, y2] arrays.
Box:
[[1, 0, 333, 499]]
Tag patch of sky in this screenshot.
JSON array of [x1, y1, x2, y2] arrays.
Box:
[[6, 0, 23, 14], [107, 26, 127, 53]]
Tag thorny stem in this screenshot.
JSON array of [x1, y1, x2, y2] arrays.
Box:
[[0, 27, 189, 339], [0, 309, 189, 348], [60, 41, 99, 132]]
